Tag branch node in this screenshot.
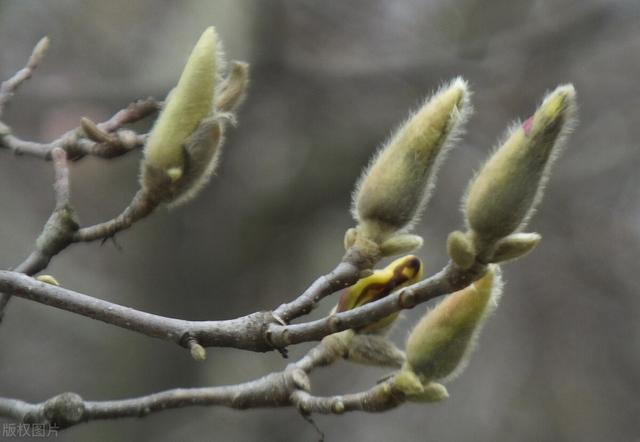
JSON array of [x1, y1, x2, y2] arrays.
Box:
[[398, 289, 417, 309], [327, 314, 342, 333], [271, 312, 287, 326], [290, 369, 311, 392], [331, 399, 345, 414], [42, 392, 85, 428]]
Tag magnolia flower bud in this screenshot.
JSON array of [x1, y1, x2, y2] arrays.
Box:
[[404, 266, 502, 382], [334, 255, 423, 333], [141, 27, 221, 204], [352, 78, 471, 242], [464, 85, 577, 250]]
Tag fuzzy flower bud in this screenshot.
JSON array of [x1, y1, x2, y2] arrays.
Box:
[[141, 27, 222, 204], [404, 266, 502, 382], [464, 85, 577, 250], [352, 78, 471, 242], [334, 255, 423, 333]]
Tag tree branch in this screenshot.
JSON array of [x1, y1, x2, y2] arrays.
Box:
[[0, 37, 159, 160], [0, 99, 158, 160], [0, 148, 76, 318], [0, 259, 486, 352], [72, 190, 160, 243], [272, 245, 380, 324], [0, 337, 406, 429]]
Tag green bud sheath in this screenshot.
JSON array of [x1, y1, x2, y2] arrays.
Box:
[[353, 78, 470, 241], [465, 85, 576, 244], [490, 232, 541, 263], [405, 267, 502, 382], [142, 27, 219, 201]]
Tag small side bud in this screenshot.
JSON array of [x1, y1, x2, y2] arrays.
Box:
[[36, 275, 60, 286], [31, 36, 51, 63], [335, 255, 423, 333], [80, 117, 116, 144], [188, 339, 207, 362], [405, 267, 502, 382], [380, 234, 424, 257], [464, 85, 577, 252], [141, 27, 221, 204], [392, 369, 424, 396], [353, 78, 471, 242], [490, 232, 541, 263], [344, 227, 358, 250], [406, 382, 449, 403], [447, 230, 475, 269]]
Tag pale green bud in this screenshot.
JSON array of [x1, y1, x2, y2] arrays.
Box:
[[490, 232, 541, 263], [141, 27, 221, 203], [32, 36, 51, 61], [405, 266, 502, 382], [446, 230, 476, 269], [379, 233, 424, 257], [406, 382, 449, 403], [353, 78, 471, 242], [392, 370, 424, 396], [36, 275, 60, 286], [188, 340, 207, 362], [464, 85, 577, 248]]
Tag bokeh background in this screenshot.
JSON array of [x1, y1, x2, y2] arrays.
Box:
[[0, 1, 638, 441]]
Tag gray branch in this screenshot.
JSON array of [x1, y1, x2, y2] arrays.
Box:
[[0, 337, 409, 429], [0, 257, 485, 352]]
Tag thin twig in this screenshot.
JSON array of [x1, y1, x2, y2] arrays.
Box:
[[272, 245, 381, 324], [0, 36, 50, 118], [0, 339, 406, 429], [0, 148, 76, 319], [72, 190, 160, 243], [0, 99, 158, 160], [267, 262, 486, 348]]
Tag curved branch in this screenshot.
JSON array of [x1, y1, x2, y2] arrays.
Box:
[[266, 261, 486, 348], [0, 99, 158, 160], [0, 148, 76, 318], [0, 260, 486, 352], [72, 190, 159, 242], [0, 340, 406, 429], [0, 371, 298, 428], [272, 245, 379, 324]]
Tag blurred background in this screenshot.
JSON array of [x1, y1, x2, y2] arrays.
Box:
[[0, 1, 638, 441]]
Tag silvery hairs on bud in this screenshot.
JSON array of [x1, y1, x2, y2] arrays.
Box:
[[464, 85, 577, 245], [352, 77, 472, 242]]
